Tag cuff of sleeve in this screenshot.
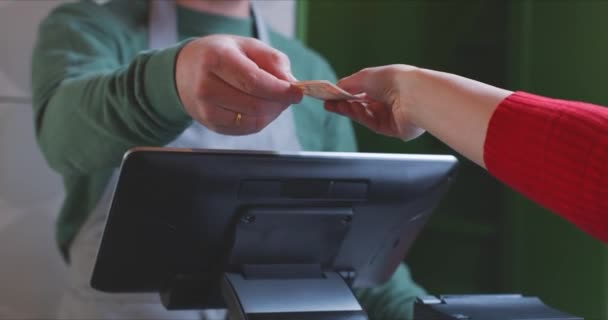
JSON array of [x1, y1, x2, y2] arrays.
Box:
[[144, 42, 192, 128], [483, 91, 551, 194], [483, 91, 608, 242]]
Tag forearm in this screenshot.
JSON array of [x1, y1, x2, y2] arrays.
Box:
[[34, 46, 191, 175], [484, 92, 608, 242], [410, 68, 512, 167]]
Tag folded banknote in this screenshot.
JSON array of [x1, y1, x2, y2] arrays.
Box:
[[294, 80, 365, 101]]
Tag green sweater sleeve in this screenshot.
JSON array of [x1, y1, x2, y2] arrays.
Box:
[[355, 264, 426, 320], [31, 3, 191, 176]]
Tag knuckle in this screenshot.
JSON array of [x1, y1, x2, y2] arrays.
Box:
[[238, 72, 258, 93], [378, 67, 393, 78], [389, 73, 401, 85], [360, 67, 374, 76], [214, 44, 233, 59], [200, 47, 221, 69], [271, 50, 289, 65]]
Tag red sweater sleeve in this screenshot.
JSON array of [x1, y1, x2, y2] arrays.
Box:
[[484, 91, 608, 243]]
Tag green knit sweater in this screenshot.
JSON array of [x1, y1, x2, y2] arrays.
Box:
[[31, 1, 424, 318]]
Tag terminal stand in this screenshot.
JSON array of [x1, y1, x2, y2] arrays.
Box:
[[162, 206, 368, 319], [222, 206, 367, 320], [222, 267, 366, 320]]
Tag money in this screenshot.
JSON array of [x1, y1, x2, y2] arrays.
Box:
[[294, 80, 365, 101]]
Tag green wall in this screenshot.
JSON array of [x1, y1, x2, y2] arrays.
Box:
[[505, 2, 608, 318], [300, 1, 607, 318]]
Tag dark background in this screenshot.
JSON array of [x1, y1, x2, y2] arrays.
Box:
[[298, 1, 608, 319]]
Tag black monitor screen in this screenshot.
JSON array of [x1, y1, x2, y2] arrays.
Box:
[[91, 148, 457, 309]]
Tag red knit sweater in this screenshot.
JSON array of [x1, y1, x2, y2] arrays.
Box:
[[484, 91, 608, 243]]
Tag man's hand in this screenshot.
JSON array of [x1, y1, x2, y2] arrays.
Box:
[[175, 35, 303, 135]]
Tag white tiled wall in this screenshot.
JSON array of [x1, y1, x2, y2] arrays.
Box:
[[0, 0, 70, 317], [0, 1, 295, 318], [0, 0, 65, 95]]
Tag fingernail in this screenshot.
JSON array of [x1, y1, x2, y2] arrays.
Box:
[[290, 89, 303, 104]]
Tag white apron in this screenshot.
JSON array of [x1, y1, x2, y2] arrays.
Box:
[[57, 1, 301, 319]]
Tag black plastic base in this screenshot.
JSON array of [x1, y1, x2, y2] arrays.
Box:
[[246, 311, 367, 320], [222, 270, 367, 320], [414, 294, 583, 320]]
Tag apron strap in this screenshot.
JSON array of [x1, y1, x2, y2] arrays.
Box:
[[250, 1, 270, 44], [148, 0, 178, 50]]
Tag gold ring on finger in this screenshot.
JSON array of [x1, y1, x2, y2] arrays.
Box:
[[234, 112, 242, 126]]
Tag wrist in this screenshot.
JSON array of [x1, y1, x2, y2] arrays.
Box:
[[395, 66, 428, 128], [145, 42, 192, 127]]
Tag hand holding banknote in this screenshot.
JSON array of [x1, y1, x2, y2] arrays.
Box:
[[323, 65, 426, 141], [176, 35, 302, 136], [294, 80, 366, 101]]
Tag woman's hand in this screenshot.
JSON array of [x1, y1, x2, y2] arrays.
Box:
[[326, 64, 512, 167], [324, 65, 426, 141]]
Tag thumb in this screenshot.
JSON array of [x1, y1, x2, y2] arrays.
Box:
[[239, 38, 297, 82], [336, 68, 384, 101]]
